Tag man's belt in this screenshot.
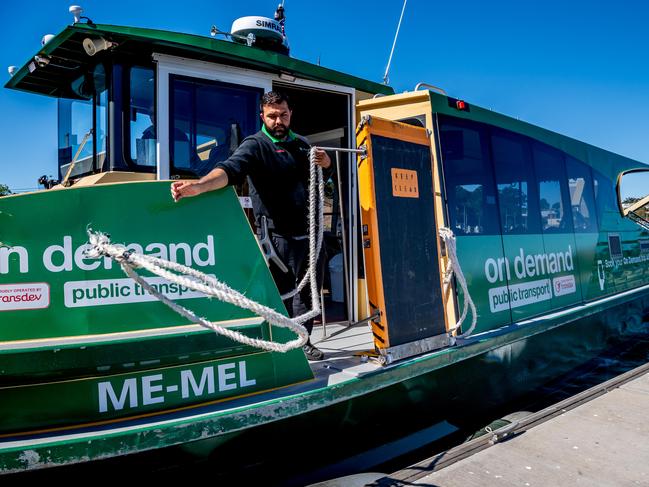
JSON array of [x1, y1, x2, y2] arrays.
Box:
[[258, 215, 289, 273]]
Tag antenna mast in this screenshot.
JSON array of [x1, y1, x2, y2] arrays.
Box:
[[383, 0, 407, 85]]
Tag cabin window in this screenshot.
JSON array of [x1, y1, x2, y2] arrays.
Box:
[[438, 116, 500, 235], [565, 156, 598, 232], [129, 67, 157, 167], [491, 131, 541, 234], [169, 75, 263, 178], [532, 143, 573, 233], [57, 63, 108, 179], [592, 169, 619, 230]]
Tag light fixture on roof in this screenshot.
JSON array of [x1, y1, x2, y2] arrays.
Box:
[[7, 66, 17, 77], [33, 55, 50, 67], [82, 37, 116, 56], [41, 34, 55, 46], [210, 25, 256, 47], [69, 5, 94, 25], [69, 5, 83, 23]]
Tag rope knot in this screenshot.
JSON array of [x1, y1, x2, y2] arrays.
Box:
[[117, 248, 135, 263]]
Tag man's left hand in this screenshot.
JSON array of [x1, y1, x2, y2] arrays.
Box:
[[313, 148, 331, 169]]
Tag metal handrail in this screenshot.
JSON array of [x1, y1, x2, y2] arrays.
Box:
[[414, 82, 447, 95]]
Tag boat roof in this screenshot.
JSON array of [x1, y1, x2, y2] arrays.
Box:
[[5, 23, 394, 99]]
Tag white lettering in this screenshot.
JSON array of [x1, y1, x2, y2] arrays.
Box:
[[514, 248, 525, 279], [142, 374, 165, 405], [74, 244, 101, 271], [218, 363, 237, 391], [181, 367, 215, 398], [126, 243, 144, 255], [193, 235, 215, 267], [565, 245, 574, 271], [557, 252, 566, 272], [534, 253, 548, 275], [145, 242, 168, 261], [525, 254, 536, 277], [239, 361, 256, 388], [43, 236, 73, 272], [0, 246, 29, 274], [40, 236, 216, 274], [497, 257, 507, 281], [484, 246, 577, 284], [98, 378, 138, 413], [170, 243, 192, 266], [485, 258, 499, 283]]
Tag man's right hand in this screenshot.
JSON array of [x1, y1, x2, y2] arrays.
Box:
[[170, 168, 229, 202], [171, 181, 202, 202]]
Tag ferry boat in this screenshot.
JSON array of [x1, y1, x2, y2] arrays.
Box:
[[2, 5, 649, 476]]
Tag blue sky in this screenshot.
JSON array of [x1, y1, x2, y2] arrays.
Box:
[[1, 0, 649, 196]]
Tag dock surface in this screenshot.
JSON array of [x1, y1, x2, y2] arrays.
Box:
[[381, 365, 649, 486]]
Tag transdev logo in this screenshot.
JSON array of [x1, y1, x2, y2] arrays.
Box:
[[0, 283, 50, 311], [552, 275, 576, 297]]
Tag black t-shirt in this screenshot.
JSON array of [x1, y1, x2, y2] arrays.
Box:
[[212, 130, 329, 237]]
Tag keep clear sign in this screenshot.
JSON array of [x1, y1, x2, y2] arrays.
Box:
[[485, 247, 577, 313]]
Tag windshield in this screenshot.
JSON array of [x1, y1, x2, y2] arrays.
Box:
[[57, 64, 108, 180]]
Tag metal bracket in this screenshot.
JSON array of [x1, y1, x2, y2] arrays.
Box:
[[257, 216, 289, 273], [357, 115, 372, 132], [377, 333, 453, 366]]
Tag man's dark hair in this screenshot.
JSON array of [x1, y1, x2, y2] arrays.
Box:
[[261, 91, 291, 111]]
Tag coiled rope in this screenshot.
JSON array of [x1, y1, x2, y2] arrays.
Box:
[[85, 147, 325, 353], [439, 227, 478, 338]]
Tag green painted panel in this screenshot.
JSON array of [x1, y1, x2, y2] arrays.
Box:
[[0, 351, 310, 434], [614, 230, 648, 292], [574, 233, 609, 301], [501, 235, 552, 321], [541, 233, 582, 310], [0, 326, 265, 384], [0, 182, 283, 341], [455, 236, 511, 334], [0, 182, 313, 389]]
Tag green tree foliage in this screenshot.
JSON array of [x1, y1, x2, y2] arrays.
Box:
[[623, 196, 641, 206], [0, 184, 11, 197]]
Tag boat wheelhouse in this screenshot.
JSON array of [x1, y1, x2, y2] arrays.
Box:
[[2, 11, 649, 475]]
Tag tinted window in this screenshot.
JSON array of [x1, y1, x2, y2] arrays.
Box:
[[491, 131, 540, 234], [532, 143, 573, 233], [439, 116, 500, 235], [129, 67, 156, 166], [565, 156, 598, 232], [170, 76, 262, 177], [592, 169, 619, 230], [57, 63, 108, 179]]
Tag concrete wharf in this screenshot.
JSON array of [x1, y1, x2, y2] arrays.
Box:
[[374, 361, 649, 487]]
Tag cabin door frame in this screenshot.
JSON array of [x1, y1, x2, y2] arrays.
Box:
[[152, 52, 360, 322], [152, 53, 273, 180]]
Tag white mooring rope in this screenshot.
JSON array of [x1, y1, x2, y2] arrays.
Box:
[[439, 227, 478, 338], [85, 147, 326, 353], [85, 152, 477, 351]]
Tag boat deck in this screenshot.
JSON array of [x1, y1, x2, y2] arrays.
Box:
[[377, 362, 649, 486], [309, 321, 381, 385]]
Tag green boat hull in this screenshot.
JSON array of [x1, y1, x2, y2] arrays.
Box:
[[3, 293, 647, 480]]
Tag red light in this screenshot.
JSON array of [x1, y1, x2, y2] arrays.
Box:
[[456, 100, 466, 110]]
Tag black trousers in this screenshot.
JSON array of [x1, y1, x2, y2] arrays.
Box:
[[268, 234, 325, 336]]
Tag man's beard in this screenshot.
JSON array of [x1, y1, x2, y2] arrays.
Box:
[[266, 122, 289, 139]]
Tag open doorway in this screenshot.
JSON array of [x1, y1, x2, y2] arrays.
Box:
[[273, 83, 353, 326]]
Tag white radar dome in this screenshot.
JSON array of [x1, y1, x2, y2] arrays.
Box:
[[231, 16, 284, 44]]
